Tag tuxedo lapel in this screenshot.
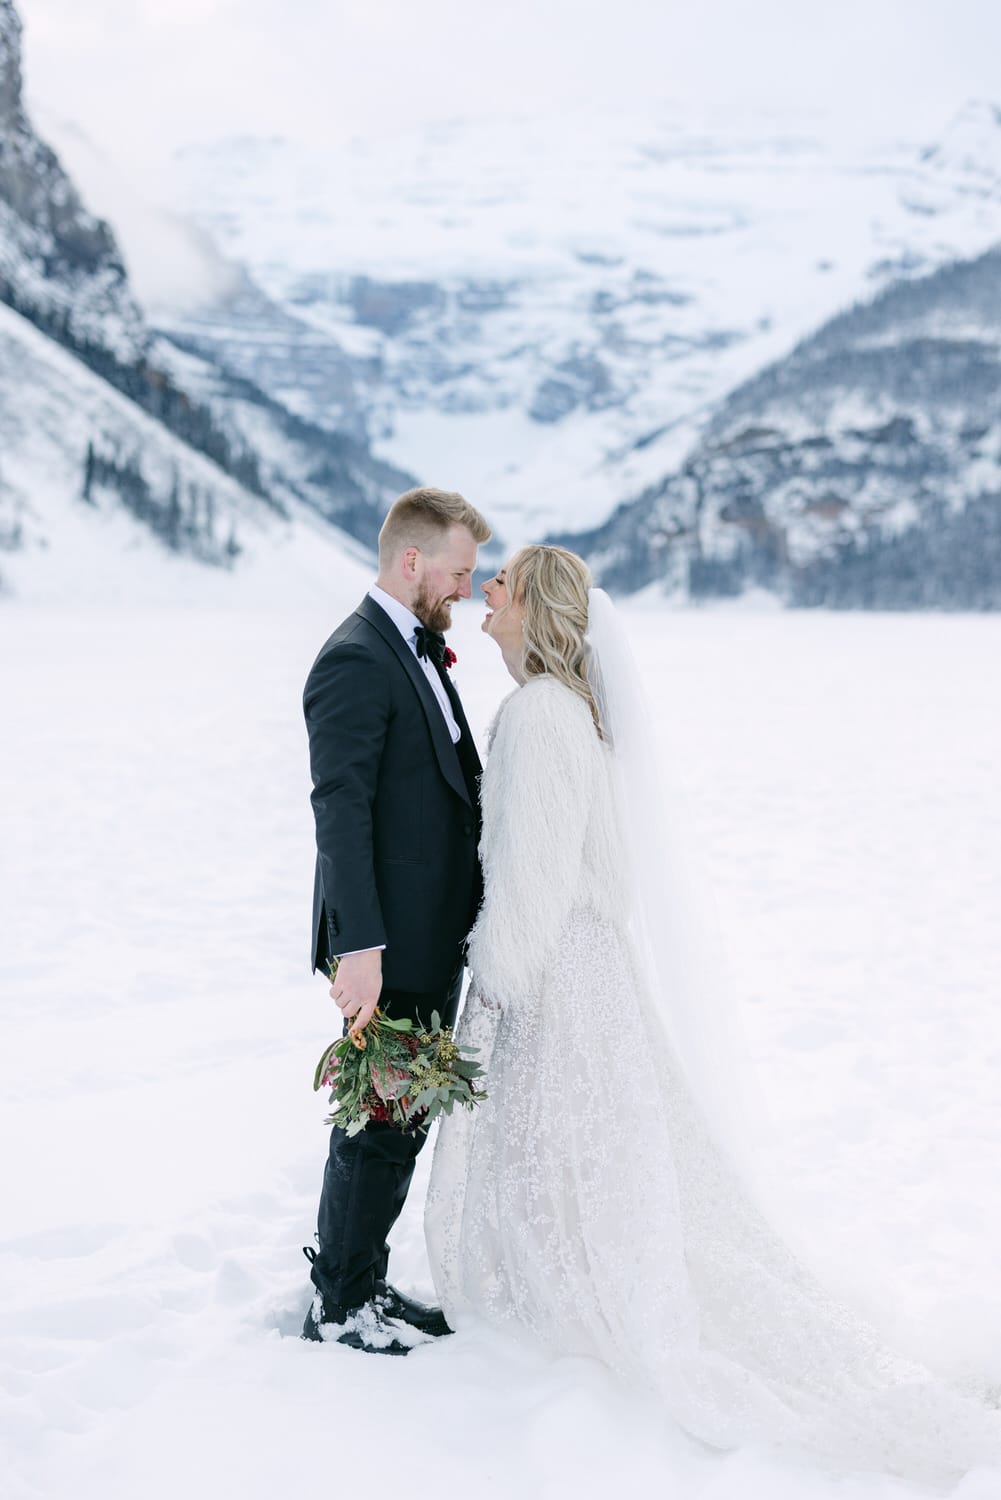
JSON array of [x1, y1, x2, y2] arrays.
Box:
[[435, 663, 481, 772], [355, 595, 472, 808]]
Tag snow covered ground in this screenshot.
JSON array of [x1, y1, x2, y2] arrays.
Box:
[[3, 598, 1001, 1499]]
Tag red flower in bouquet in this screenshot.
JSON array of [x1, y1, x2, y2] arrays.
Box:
[[313, 971, 486, 1137]]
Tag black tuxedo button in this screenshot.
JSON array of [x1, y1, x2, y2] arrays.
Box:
[[462, 824, 472, 836]]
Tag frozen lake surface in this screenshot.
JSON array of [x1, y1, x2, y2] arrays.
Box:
[[3, 600, 1000, 1499]]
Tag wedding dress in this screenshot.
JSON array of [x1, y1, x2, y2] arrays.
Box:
[[425, 667, 1001, 1487]]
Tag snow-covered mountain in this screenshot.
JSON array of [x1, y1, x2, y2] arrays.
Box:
[[0, 295, 380, 603], [0, 0, 406, 600], [8, 0, 1001, 604], [560, 243, 1001, 607], [161, 106, 1001, 563]]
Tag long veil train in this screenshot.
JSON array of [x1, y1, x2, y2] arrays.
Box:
[[427, 591, 1001, 1488]]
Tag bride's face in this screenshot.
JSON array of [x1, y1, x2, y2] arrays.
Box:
[[481, 564, 525, 653]]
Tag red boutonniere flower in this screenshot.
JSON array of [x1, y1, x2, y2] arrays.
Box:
[[443, 647, 457, 669]]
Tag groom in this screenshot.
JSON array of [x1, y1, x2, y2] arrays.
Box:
[[301, 485, 491, 1352]]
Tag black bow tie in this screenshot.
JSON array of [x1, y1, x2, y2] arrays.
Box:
[[414, 625, 447, 668]]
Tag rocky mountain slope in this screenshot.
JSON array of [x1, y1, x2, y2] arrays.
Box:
[[0, 0, 407, 598], [559, 244, 1001, 607], [0, 0, 144, 362]]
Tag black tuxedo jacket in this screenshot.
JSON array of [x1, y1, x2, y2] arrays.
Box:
[[303, 594, 483, 994]]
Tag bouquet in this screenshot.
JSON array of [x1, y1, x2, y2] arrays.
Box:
[[313, 961, 487, 1136]]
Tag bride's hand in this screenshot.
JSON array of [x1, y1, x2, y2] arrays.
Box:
[[467, 984, 501, 1015]]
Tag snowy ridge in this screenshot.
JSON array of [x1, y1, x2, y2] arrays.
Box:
[[0, 299, 372, 603], [164, 107, 1001, 557], [919, 100, 1001, 201], [564, 243, 1001, 606]]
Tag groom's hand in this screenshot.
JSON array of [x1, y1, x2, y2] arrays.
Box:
[[331, 948, 383, 1032]]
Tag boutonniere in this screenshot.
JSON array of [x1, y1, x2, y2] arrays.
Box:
[[443, 647, 457, 669]]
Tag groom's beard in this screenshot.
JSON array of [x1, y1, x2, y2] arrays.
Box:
[[413, 584, 454, 634]]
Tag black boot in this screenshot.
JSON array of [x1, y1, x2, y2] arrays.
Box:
[[375, 1281, 452, 1338], [301, 1288, 421, 1355]]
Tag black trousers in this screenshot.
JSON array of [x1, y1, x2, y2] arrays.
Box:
[[308, 965, 464, 1317]]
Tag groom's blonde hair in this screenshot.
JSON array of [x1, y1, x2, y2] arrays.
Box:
[[506, 545, 603, 738], [378, 486, 491, 568]]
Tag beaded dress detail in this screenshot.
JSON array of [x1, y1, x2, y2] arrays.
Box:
[[426, 677, 1001, 1486]]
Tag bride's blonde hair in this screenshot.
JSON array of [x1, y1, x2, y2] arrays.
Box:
[[506, 544, 603, 737]]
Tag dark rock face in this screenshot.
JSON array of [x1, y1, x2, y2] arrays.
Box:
[[529, 350, 614, 423], [0, 0, 145, 356], [0, 0, 23, 121], [591, 271, 692, 317], [287, 272, 447, 335], [0, 133, 118, 276], [348, 275, 445, 335], [559, 245, 1001, 608]]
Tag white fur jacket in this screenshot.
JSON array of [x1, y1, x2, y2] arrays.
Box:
[[465, 676, 626, 1006]]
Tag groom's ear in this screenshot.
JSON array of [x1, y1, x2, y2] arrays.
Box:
[[401, 546, 420, 580]]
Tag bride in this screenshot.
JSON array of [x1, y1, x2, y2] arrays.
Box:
[[425, 543, 1001, 1487]]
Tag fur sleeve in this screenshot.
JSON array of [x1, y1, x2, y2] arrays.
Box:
[[466, 677, 600, 1005]]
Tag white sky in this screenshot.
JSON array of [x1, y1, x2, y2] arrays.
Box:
[[15, 0, 1001, 172]]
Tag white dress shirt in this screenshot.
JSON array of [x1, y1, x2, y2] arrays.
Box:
[[368, 585, 461, 744]]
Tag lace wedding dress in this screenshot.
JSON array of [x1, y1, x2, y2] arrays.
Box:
[[425, 675, 1001, 1487]]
